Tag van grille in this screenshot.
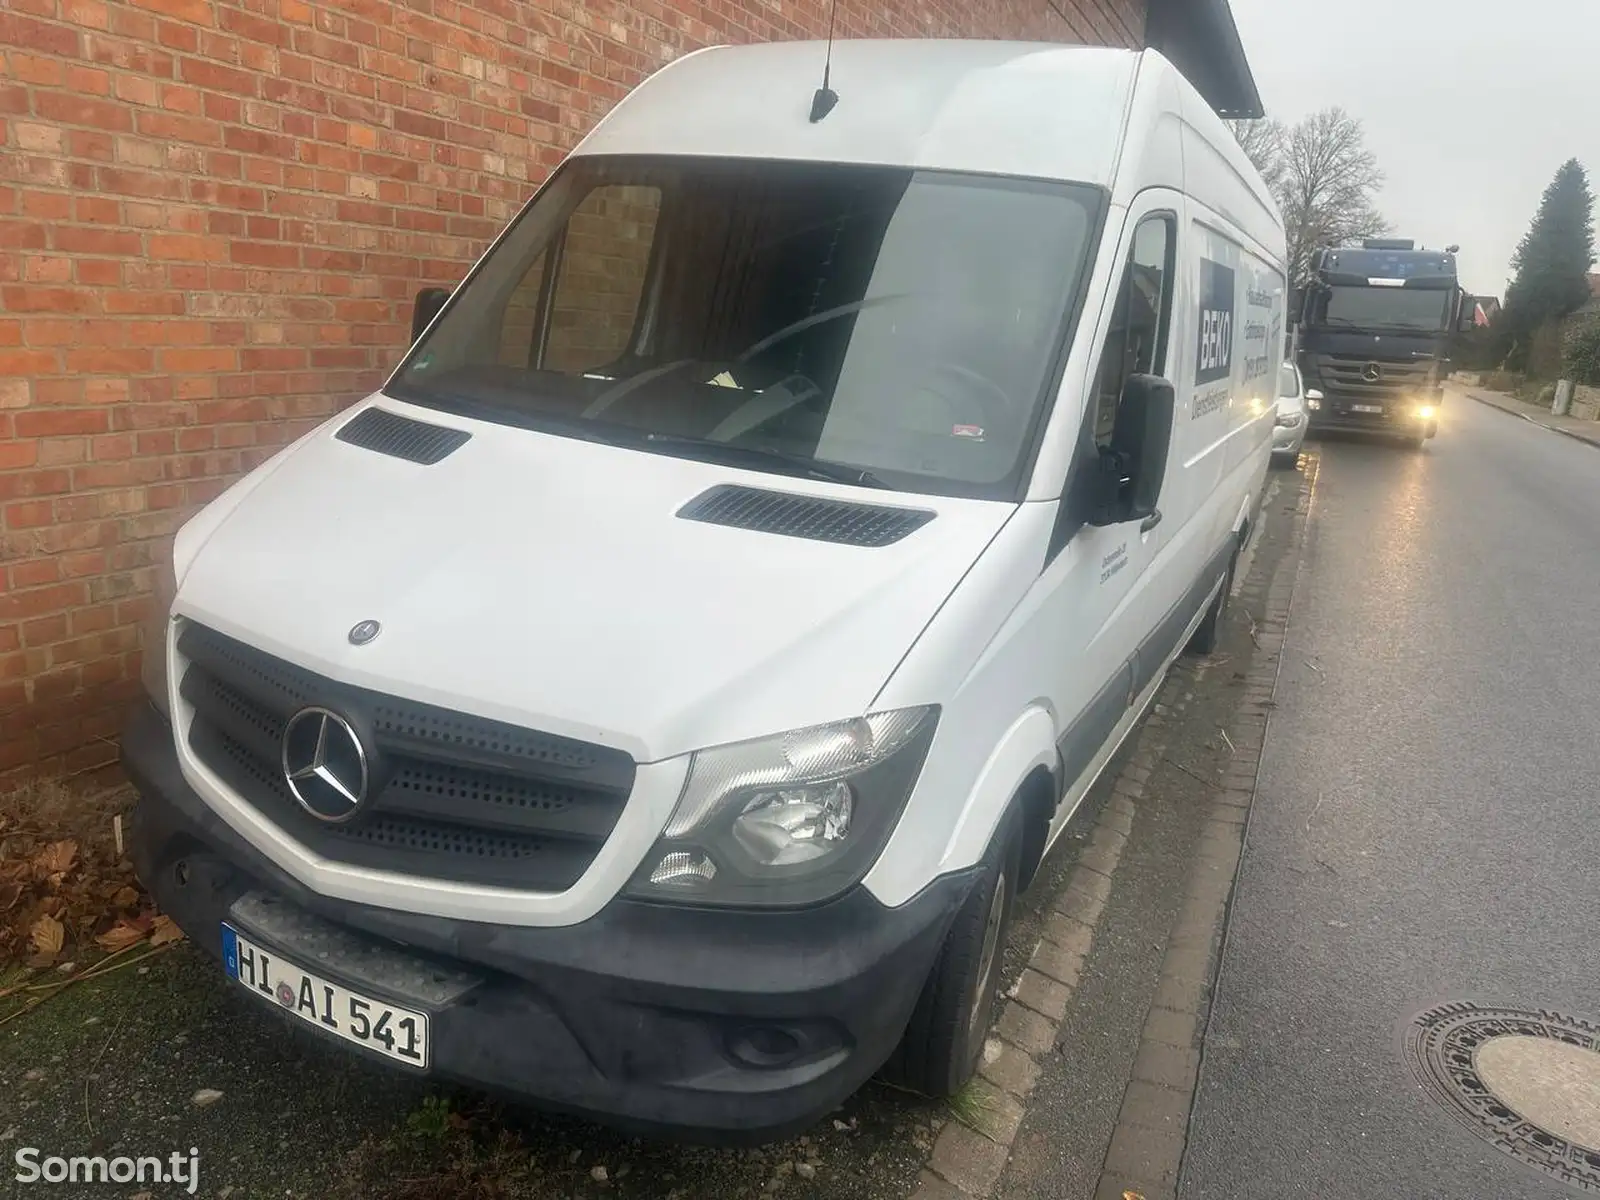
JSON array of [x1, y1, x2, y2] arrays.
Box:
[[177, 622, 634, 891]]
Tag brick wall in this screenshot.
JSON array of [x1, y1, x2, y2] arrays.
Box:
[[0, 0, 1145, 782]]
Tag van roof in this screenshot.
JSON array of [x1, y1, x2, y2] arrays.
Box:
[[574, 40, 1144, 187]]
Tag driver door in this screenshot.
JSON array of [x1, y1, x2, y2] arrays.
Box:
[[1044, 191, 1183, 834]]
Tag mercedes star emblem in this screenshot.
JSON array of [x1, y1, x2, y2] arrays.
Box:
[[348, 619, 381, 646], [281, 706, 369, 823], [1362, 362, 1382, 383]]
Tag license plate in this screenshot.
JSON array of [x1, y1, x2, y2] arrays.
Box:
[[221, 923, 428, 1068], [1351, 404, 1385, 414]]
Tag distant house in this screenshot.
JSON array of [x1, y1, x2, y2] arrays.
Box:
[[1589, 274, 1600, 302], [1470, 296, 1503, 327]]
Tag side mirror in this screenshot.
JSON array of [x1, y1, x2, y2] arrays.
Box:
[[411, 286, 450, 345], [1304, 388, 1324, 401], [1457, 305, 1478, 333], [1089, 374, 1174, 527]]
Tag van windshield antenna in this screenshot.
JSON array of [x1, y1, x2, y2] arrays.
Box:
[[809, 0, 840, 123]]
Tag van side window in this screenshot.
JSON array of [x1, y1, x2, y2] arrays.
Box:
[[1090, 215, 1174, 447]]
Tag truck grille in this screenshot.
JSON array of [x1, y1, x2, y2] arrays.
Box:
[[177, 621, 636, 891], [1310, 354, 1438, 402]]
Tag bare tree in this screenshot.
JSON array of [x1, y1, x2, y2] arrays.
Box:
[[1228, 118, 1285, 196], [1232, 108, 1388, 285]]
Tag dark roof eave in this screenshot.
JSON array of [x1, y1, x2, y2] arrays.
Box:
[[1144, 0, 1264, 120]]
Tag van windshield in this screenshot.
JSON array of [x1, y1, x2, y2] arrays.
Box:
[[388, 156, 1101, 499]]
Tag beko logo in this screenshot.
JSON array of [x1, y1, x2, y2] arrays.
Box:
[[1195, 258, 1236, 386]]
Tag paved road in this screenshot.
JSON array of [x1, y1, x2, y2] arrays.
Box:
[[1184, 393, 1600, 1198]]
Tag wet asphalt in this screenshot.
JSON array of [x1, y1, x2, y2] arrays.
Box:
[[1183, 393, 1600, 1199]]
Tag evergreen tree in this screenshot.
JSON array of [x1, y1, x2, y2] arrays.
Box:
[[1501, 159, 1596, 366]]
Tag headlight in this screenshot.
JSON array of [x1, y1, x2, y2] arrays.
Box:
[[626, 707, 938, 907], [1417, 404, 1437, 420], [1275, 411, 1305, 429], [139, 556, 177, 720]]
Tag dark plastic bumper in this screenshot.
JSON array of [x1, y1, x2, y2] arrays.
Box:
[[122, 703, 975, 1143]]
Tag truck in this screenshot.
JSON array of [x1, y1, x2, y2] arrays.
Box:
[[1295, 238, 1471, 450]]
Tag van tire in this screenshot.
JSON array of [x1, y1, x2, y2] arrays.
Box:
[[1185, 554, 1235, 656], [881, 804, 1023, 1097]]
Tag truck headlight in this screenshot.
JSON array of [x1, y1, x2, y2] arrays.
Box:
[[1417, 404, 1437, 420], [626, 707, 938, 907], [139, 556, 178, 720]]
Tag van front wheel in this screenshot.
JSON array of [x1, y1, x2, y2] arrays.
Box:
[[881, 807, 1023, 1097]]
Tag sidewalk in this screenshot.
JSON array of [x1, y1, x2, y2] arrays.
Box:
[[1458, 385, 1600, 449]]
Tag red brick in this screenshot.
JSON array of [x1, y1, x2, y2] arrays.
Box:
[[0, 349, 61, 375], [179, 56, 258, 97], [52, 227, 145, 256], [148, 233, 228, 262], [13, 409, 111, 438], [75, 195, 122, 223], [0, 439, 39, 472], [19, 191, 72, 221], [131, 0, 215, 27], [65, 346, 156, 373], [3, 286, 99, 314], [0, 220, 48, 251], [0, 15, 81, 59], [67, 65, 114, 96], [160, 346, 237, 372], [103, 291, 185, 315], [114, 73, 164, 106], [11, 559, 62, 588], [23, 257, 73, 284], [34, 92, 134, 133]]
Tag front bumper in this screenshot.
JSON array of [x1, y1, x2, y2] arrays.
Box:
[[1271, 421, 1306, 455], [122, 704, 974, 1143], [1306, 395, 1441, 439]]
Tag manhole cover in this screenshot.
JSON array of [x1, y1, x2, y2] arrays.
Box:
[[1404, 1003, 1600, 1193]]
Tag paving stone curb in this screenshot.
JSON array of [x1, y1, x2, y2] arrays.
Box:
[[1095, 456, 1318, 1200]]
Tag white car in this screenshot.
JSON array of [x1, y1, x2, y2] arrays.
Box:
[[123, 40, 1284, 1142], [1273, 361, 1313, 464]]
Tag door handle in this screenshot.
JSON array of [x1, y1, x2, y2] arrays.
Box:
[[1139, 508, 1162, 534]]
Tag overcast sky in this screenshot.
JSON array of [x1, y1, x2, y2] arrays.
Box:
[[1229, 0, 1600, 300]]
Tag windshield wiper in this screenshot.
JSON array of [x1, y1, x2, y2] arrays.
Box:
[[640, 432, 888, 489]]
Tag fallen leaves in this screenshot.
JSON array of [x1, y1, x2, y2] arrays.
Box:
[[94, 922, 146, 953], [29, 915, 64, 958], [33, 840, 77, 878], [1, 781, 183, 976]]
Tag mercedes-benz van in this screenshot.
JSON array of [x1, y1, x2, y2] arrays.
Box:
[[123, 39, 1286, 1142]]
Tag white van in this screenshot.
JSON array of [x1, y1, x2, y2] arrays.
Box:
[[124, 39, 1284, 1141]]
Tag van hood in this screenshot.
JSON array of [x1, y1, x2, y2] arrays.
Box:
[[174, 398, 1015, 763]]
